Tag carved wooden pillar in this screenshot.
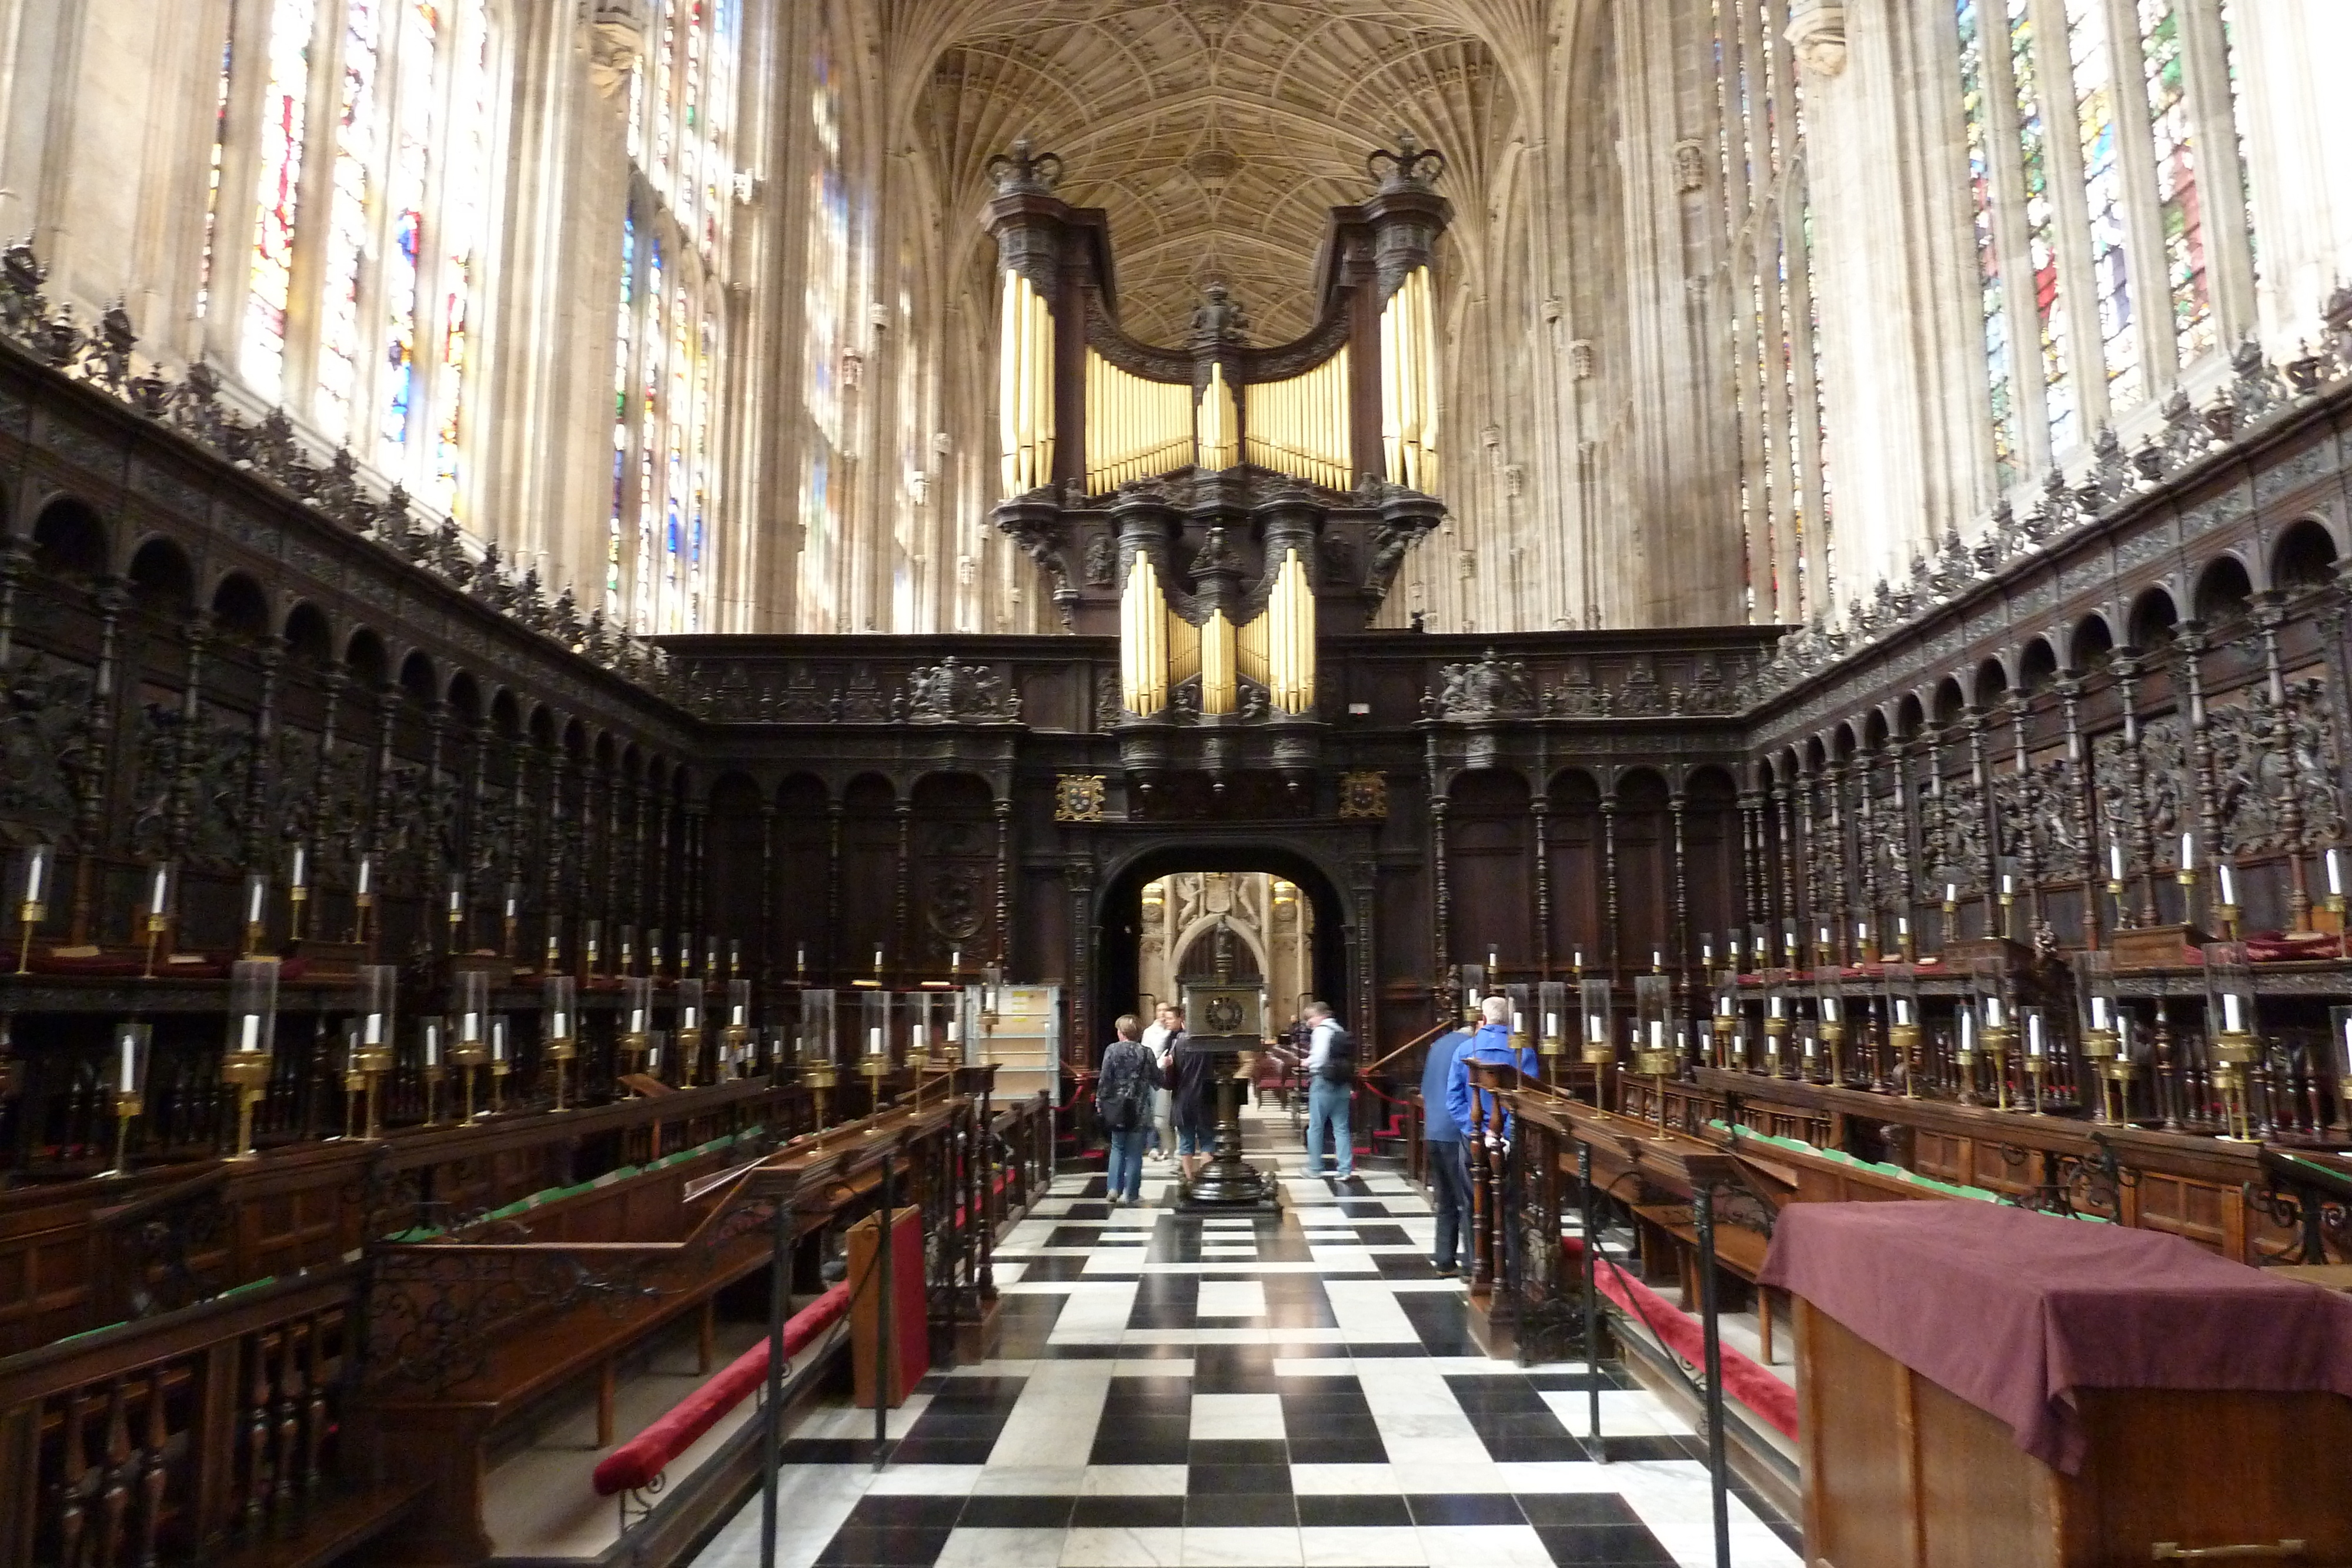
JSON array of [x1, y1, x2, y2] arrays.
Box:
[[422, 702, 450, 928], [1430, 794, 1452, 990], [758, 802, 776, 985], [2056, 677, 2100, 950], [1668, 787, 1689, 974], [1601, 792, 1621, 977], [1855, 750, 1882, 950], [308, 667, 343, 859], [1738, 787, 1762, 931], [1065, 860, 1093, 1053], [1887, 740, 1915, 950], [2007, 694, 2043, 928], [1776, 772, 1799, 936], [543, 747, 570, 964], [2114, 657, 2158, 927], [1531, 793, 1552, 978], [69, 580, 126, 940], [1795, 754, 1820, 952], [651, 784, 672, 945], [164, 614, 213, 861], [893, 798, 913, 981], [1351, 855, 1377, 1038], [366, 686, 397, 880], [825, 800, 844, 982], [1964, 711, 1997, 932], [2253, 595, 2315, 931], [463, 716, 490, 937], [603, 764, 626, 944], [629, 777, 649, 943], [2176, 627, 2224, 882], [684, 803, 706, 953], [1823, 760, 1850, 961], [992, 797, 1011, 968], [0, 539, 26, 668]]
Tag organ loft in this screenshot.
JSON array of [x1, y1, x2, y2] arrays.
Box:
[[1, 3, 2351, 1566]]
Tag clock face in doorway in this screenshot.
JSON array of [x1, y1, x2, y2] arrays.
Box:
[[1183, 984, 1261, 1044]]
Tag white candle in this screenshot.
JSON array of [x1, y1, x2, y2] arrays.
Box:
[[2091, 996, 2109, 1030], [291, 845, 305, 887], [648, 1039, 660, 1069], [868, 1026, 883, 1056], [1895, 998, 1913, 1027], [1945, 881, 1957, 904], [365, 1011, 382, 1045], [1652, 950, 1662, 969], [796, 944, 806, 971], [22, 847, 44, 905], [449, 883, 462, 914], [1768, 994, 1783, 1019], [239, 1014, 259, 1052], [2342, 1015, 2351, 1062], [947, 1020, 961, 1044], [356, 857, 372, 895], [1961, 1009, 1975, 1049], [504, 893, 517, 919], [950, 948, 960, 972], [2220, 864, 2237, 906], [1545, 1011, 1560, 1037], [552, 1011, 569, 1038], [1803, 1032, 1816, 1058], [1716, 995, 1732, 1018], [1648, 1020, 1664, 1049], [150, 866, 169, 913], [1855, 921, 1867, 943], [2223, 992, 2243, 1034], [1572, 950, 1583, 969], [1702, 943, 1713, 965], [683, 1007, 698, 1029], [1817, 927, 1829, 948], [2027, 1014, 2044, 1056], [731, 1004, 746, 1027], [2331, 849, 2344, 898], [630, 1008, 645, 1032], [492, 1020, 507, 1061], [2109, 844, 2124, 882], [873, 947, 883, 969], [1823, 995, 1839, 1022], [462, 1011, 479, 1043], [2180, 833, 2195, 872], [1511, 1011, 1524, 1034], [425, 1024, 439, 1066], [1586, 1014, 1603, 1043], [246, 880, 264, 924], [1487, 949, 1498, 971], [119, 1031, 137, 1092], [2001, 874, 2013, 898], [1898, 916, 1910, 937], [1986, 996, 2004, 1028]]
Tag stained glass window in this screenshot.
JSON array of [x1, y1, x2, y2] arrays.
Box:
[[196, 31, 236, 321], [612, 0, 739, 632], [378, 1, 436, 467], [244, 0, 319, 402], [318, 0, 383, 447], [2069, 0, 2140, 404], [430, 3, 491, 516], [2009, 0, 2077, 453], [1957, 0, 2019, 486], [2135, 0, 2209, 364]]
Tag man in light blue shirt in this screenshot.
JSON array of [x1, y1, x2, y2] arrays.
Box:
[[1446, 995, 1538, 1141]]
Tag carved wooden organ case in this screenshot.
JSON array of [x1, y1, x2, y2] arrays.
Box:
[[984, 139, 1452, 790]]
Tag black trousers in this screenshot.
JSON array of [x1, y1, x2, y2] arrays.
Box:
[[1426, 1139, 1470, 1269]]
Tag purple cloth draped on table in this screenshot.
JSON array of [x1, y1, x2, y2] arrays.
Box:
[[1758, 1201, 2352, 1473]]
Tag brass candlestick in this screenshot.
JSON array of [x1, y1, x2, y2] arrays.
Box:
[[2211, 1029, 2260, 1141], [2081, 1026, 2120, 1122], [222, 1048, 270, 1159], [1890, 1018, 1922, 1098], [15, 894, 42, 974], [423, 1061, 448, 1125], [1983, 1026, 2014, 1112]]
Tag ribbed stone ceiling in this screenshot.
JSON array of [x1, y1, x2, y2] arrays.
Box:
[[909, 0, 1518, 345]]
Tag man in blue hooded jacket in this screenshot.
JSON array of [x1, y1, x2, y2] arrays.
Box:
[[1418, 1021, 1471, 1275], [1445, 994, 1539, 1144]]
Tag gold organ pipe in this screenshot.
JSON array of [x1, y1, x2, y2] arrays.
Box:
[[1121, 553, 1168, 716], [1242, 349, 1351, 490], [1000, 276, 1021, 496], [1379, 266, 1439, 494], [1201, 610, 1236, 716], [1084, 349, 1192, 492]]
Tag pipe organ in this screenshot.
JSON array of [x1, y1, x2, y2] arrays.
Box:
[[1245, 350, 1353, 492], [999, 270, 1057, 496], [1085, 350, 1195, 492], [987, 136, 1452, 780], [1380, 266, 1440, 495]]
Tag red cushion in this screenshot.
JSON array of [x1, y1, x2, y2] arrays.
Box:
[[591, 1282, 853, 1495], [1562, 1236, 1799, 1441]]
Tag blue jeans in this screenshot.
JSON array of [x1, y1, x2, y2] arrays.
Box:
[[1305, 1078, 1354, 1178], [1104, 1124, 1148, 1202], [1425, 1139, 1469, 1269]]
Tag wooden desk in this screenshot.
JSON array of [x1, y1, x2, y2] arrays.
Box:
[[1797, 1298, 2352, 1567]]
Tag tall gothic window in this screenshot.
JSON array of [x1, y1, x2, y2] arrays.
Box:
[[1953, 0, 2259, 486], [1717, 0, 1833, 627], [610, 0, 740, 634], [235, 0, 499, 519], [797, 15, 851, 630]]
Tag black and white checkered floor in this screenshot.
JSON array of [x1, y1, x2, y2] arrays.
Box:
[[693, 1105, 1801, 1567]]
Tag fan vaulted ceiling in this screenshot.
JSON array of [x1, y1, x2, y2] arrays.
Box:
[[911, 0, 1518, 345]]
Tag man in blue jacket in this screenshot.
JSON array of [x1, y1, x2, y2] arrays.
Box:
[[1419, 1021, 1471, 1276], [1446, 995, 1539, 1144]]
